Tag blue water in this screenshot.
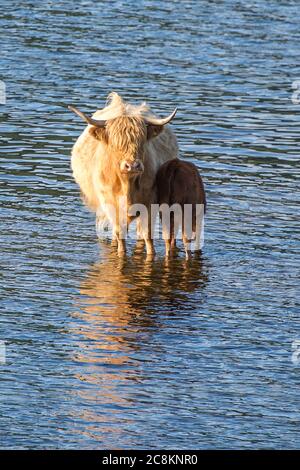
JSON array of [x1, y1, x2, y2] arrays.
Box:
[[0, 0, 299, 449]]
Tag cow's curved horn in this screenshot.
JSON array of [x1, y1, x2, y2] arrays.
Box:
[[144, 108, 177, 126], [68, 105, 107, 127]]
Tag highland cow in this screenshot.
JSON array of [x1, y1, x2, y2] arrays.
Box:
[[69, 92, 178, 255]]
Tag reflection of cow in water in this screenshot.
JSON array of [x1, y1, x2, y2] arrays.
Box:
[[77, 248, 209, 329], [69, 250, 209, 440]]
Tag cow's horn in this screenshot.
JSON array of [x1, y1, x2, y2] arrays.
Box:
[[68, 105, 107, 127], [145, 108, 177, 126]]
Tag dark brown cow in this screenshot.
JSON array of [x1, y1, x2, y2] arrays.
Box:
[[156, 159, 206, 259]]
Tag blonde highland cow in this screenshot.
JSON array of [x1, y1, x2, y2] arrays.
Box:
[[69, 92, 178, 255]]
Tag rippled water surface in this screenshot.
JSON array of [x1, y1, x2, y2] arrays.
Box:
[[1, 0, 300, 449]]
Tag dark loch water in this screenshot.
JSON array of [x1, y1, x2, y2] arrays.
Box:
[[1, 0, 300, 449]]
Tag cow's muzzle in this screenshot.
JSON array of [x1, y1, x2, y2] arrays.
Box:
[[120, 159, 144, 175]]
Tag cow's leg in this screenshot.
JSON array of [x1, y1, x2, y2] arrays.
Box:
[[101, 201, 119, 248], [111, 228, 118, 247], [145, 239, 154, 256], [194, 204, 205, 252], [162, 213, 173, 258], [144, 221, 155, 255], [140, 206, 155, 257], [136, 218, 145, 247], [114, 223, 127, 255], [113, 198, 128, 255], [116, 231, 126, 255], [183, 234, 192, 260], [182, 213, 192, 260], [171, 211, 181, 254], [117, 238, 126, 254], [164, 239, 171, 257], [111, 227, 118, 246]]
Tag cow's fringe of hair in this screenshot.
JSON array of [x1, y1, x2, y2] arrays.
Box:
[[92, 92, 154, 121], [106, 116, 147, 154], [91, 92, 153, 154]]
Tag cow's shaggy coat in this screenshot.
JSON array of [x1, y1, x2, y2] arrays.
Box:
[[70, 92, 178, 255]]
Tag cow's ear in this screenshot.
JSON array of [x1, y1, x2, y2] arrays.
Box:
[[89, 126, 108, 143], [147, 124, 164, 140]]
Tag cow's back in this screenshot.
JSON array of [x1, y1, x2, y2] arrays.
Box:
[[156, 159, 206, 210]]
